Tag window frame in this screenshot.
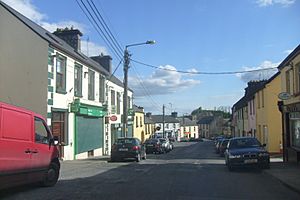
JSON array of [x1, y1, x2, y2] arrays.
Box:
[[74, 63, 83, 97], [88, 69, 95, 100], [56, 54, 67, 94]]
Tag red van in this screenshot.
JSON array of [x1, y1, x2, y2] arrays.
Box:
[[0, 102, 60, 189]]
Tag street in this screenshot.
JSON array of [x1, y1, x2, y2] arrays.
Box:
[[1, 141, 299, 200]]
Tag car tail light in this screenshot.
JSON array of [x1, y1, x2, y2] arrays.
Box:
[[132, 146, 140, 151]]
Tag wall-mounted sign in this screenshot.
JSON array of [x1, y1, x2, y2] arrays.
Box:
[[110, 115, 118, 121], [278, 92, 291, 100]]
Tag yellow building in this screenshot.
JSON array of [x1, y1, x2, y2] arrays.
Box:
[[144, 113, 155, 139], [132, 105, 146, 142], [255, 72, 282, 153], [277, 44, 300, 163]]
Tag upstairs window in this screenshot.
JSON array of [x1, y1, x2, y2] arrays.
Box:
[[74, 63, 82, 97], [56, 54, 66, 93], [117, 92, 121, 114], [297, 63, 300, 94], [99, 75, 105, 103], [88, 70, 95, 100], [286, 70, 291, 94]]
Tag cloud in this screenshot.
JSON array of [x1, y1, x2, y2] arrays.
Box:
[[81, 40, 108, 56], [283, 49, 293, 55], [256, 0, 296, 7], [129, 65, 200, 97], [3, 0, 108, 56], [236, 60, 279, 82]]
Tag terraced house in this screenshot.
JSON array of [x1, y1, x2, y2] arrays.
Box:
[[0, 2, 132, 160], [278, 44, 300, 163]]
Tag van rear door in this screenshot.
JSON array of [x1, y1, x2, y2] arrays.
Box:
[[0, 105, 33, 185]]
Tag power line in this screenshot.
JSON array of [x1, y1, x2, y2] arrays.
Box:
[[89, 0, 123, 53], [131, 64, 162, 112], [131, 59, 278, 75], [76, 0, 123, 60]]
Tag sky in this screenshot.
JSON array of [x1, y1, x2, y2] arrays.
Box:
[[2, 0, 300, 115]]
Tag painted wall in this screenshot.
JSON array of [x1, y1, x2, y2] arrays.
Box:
[[0, 5, 48, 117], [256, 75, 282, 153], [133, 112, 145, 142]]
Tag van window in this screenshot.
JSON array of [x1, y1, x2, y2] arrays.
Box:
[[34, 117, 49, 144]]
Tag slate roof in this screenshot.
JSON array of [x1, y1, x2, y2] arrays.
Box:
[[177, 117, 198, 126], [0, 1, 127, 90], [197, 116, 214, 125], [278, 44, 300, 70], [133, 105, 144, 113], [144, 116, 154, 124], [150, 115, 180, 123]]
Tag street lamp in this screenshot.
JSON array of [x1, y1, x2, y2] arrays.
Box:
[[123, 40, 155, 137]]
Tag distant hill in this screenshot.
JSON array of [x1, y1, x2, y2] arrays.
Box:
[[191, 107, 231, 119]]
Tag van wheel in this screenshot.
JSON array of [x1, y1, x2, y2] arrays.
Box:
[[42, 163, 59, 187]]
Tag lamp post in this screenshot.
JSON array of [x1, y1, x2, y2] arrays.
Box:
[[123, 40, 155, 137]]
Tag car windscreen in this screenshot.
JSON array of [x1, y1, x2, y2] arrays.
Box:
[[230, 138, 261, 149], [116, 139, 136, 145], [145, 139, 158, 144]]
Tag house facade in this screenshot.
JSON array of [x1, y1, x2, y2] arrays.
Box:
[[130, 105, 146, 142], [197, 116, 214, 138], [178, 117, 199, 139], [255, 73, 282, 153], [0, 2, 132, 160], [278, 44, 300, 163]]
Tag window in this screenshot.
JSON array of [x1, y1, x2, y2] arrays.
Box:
[[140, 116, 143, 127], [297, 63, 300, 94], [111, 90, 116, 114], [56, 54, 66, 93], [286, 70, 291, 94], [74, 63, 82, 97], [262, 90, 265, 108], [290, 112, 300, 148], [88, 70, 95, 100], [99, 75, 105, 102], [117, 92, 121, 114], [136, 116, 139, 127], [257, 92, 261, 109], [35, 117, 49, 144], [127, 96, 131, 109]]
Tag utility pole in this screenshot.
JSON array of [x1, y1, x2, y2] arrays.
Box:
[[122, 48, 130, 137], [162, 104, 165, 138], [122, 40, 155, 138]]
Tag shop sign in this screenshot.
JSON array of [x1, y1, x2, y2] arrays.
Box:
[[278, 92, 291, 100], [110, 115, 118, 121]]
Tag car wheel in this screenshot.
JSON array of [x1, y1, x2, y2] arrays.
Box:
[[41, 163, 59, 187], [136, 154, 141, 162]]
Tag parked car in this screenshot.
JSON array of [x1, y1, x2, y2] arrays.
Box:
[[224, 137, 270, 171], [159, 138, 172, 152], [0, 102, 60, 190], [144, 138, 163, 154], [219, 139, 230, 156], [111, 137, 146, 162], [180, 137, 189, 142]]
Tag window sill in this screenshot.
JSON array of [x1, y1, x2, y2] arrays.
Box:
[[56, 90, 67, 95], [75, 94, 83, 98]]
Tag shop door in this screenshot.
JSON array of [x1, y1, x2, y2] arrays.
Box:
[[76, 116, 103, 154], [52, 111, 67, 158]]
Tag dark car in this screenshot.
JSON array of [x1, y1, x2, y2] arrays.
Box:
[[111, 138, 146, 162], [225, 137, 270, 171], [144, 138, 163, 154], [219, 139, 230, 156]]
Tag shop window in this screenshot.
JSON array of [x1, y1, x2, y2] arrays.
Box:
[[290, 113, 300, 148]]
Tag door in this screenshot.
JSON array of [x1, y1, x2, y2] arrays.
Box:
[[31, 117, 53, 170], [76, 116, 103, 154], [52, 111, 67, 158]]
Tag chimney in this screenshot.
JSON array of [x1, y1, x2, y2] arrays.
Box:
[[53, 27, 83, 52], [146, 112, 152, 118], [90, 54, 112, 73], [171, 112, 178, 118]]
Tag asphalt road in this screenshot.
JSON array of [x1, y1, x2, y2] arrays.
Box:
[[1, 140, 300, 200]]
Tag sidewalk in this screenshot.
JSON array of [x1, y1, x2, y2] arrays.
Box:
[[265, 161, 300, 194]]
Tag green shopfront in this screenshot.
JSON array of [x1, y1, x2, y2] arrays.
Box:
[[71, 99, 107, 159]]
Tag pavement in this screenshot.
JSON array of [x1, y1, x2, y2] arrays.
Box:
[[266, 158, 300, 195]]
